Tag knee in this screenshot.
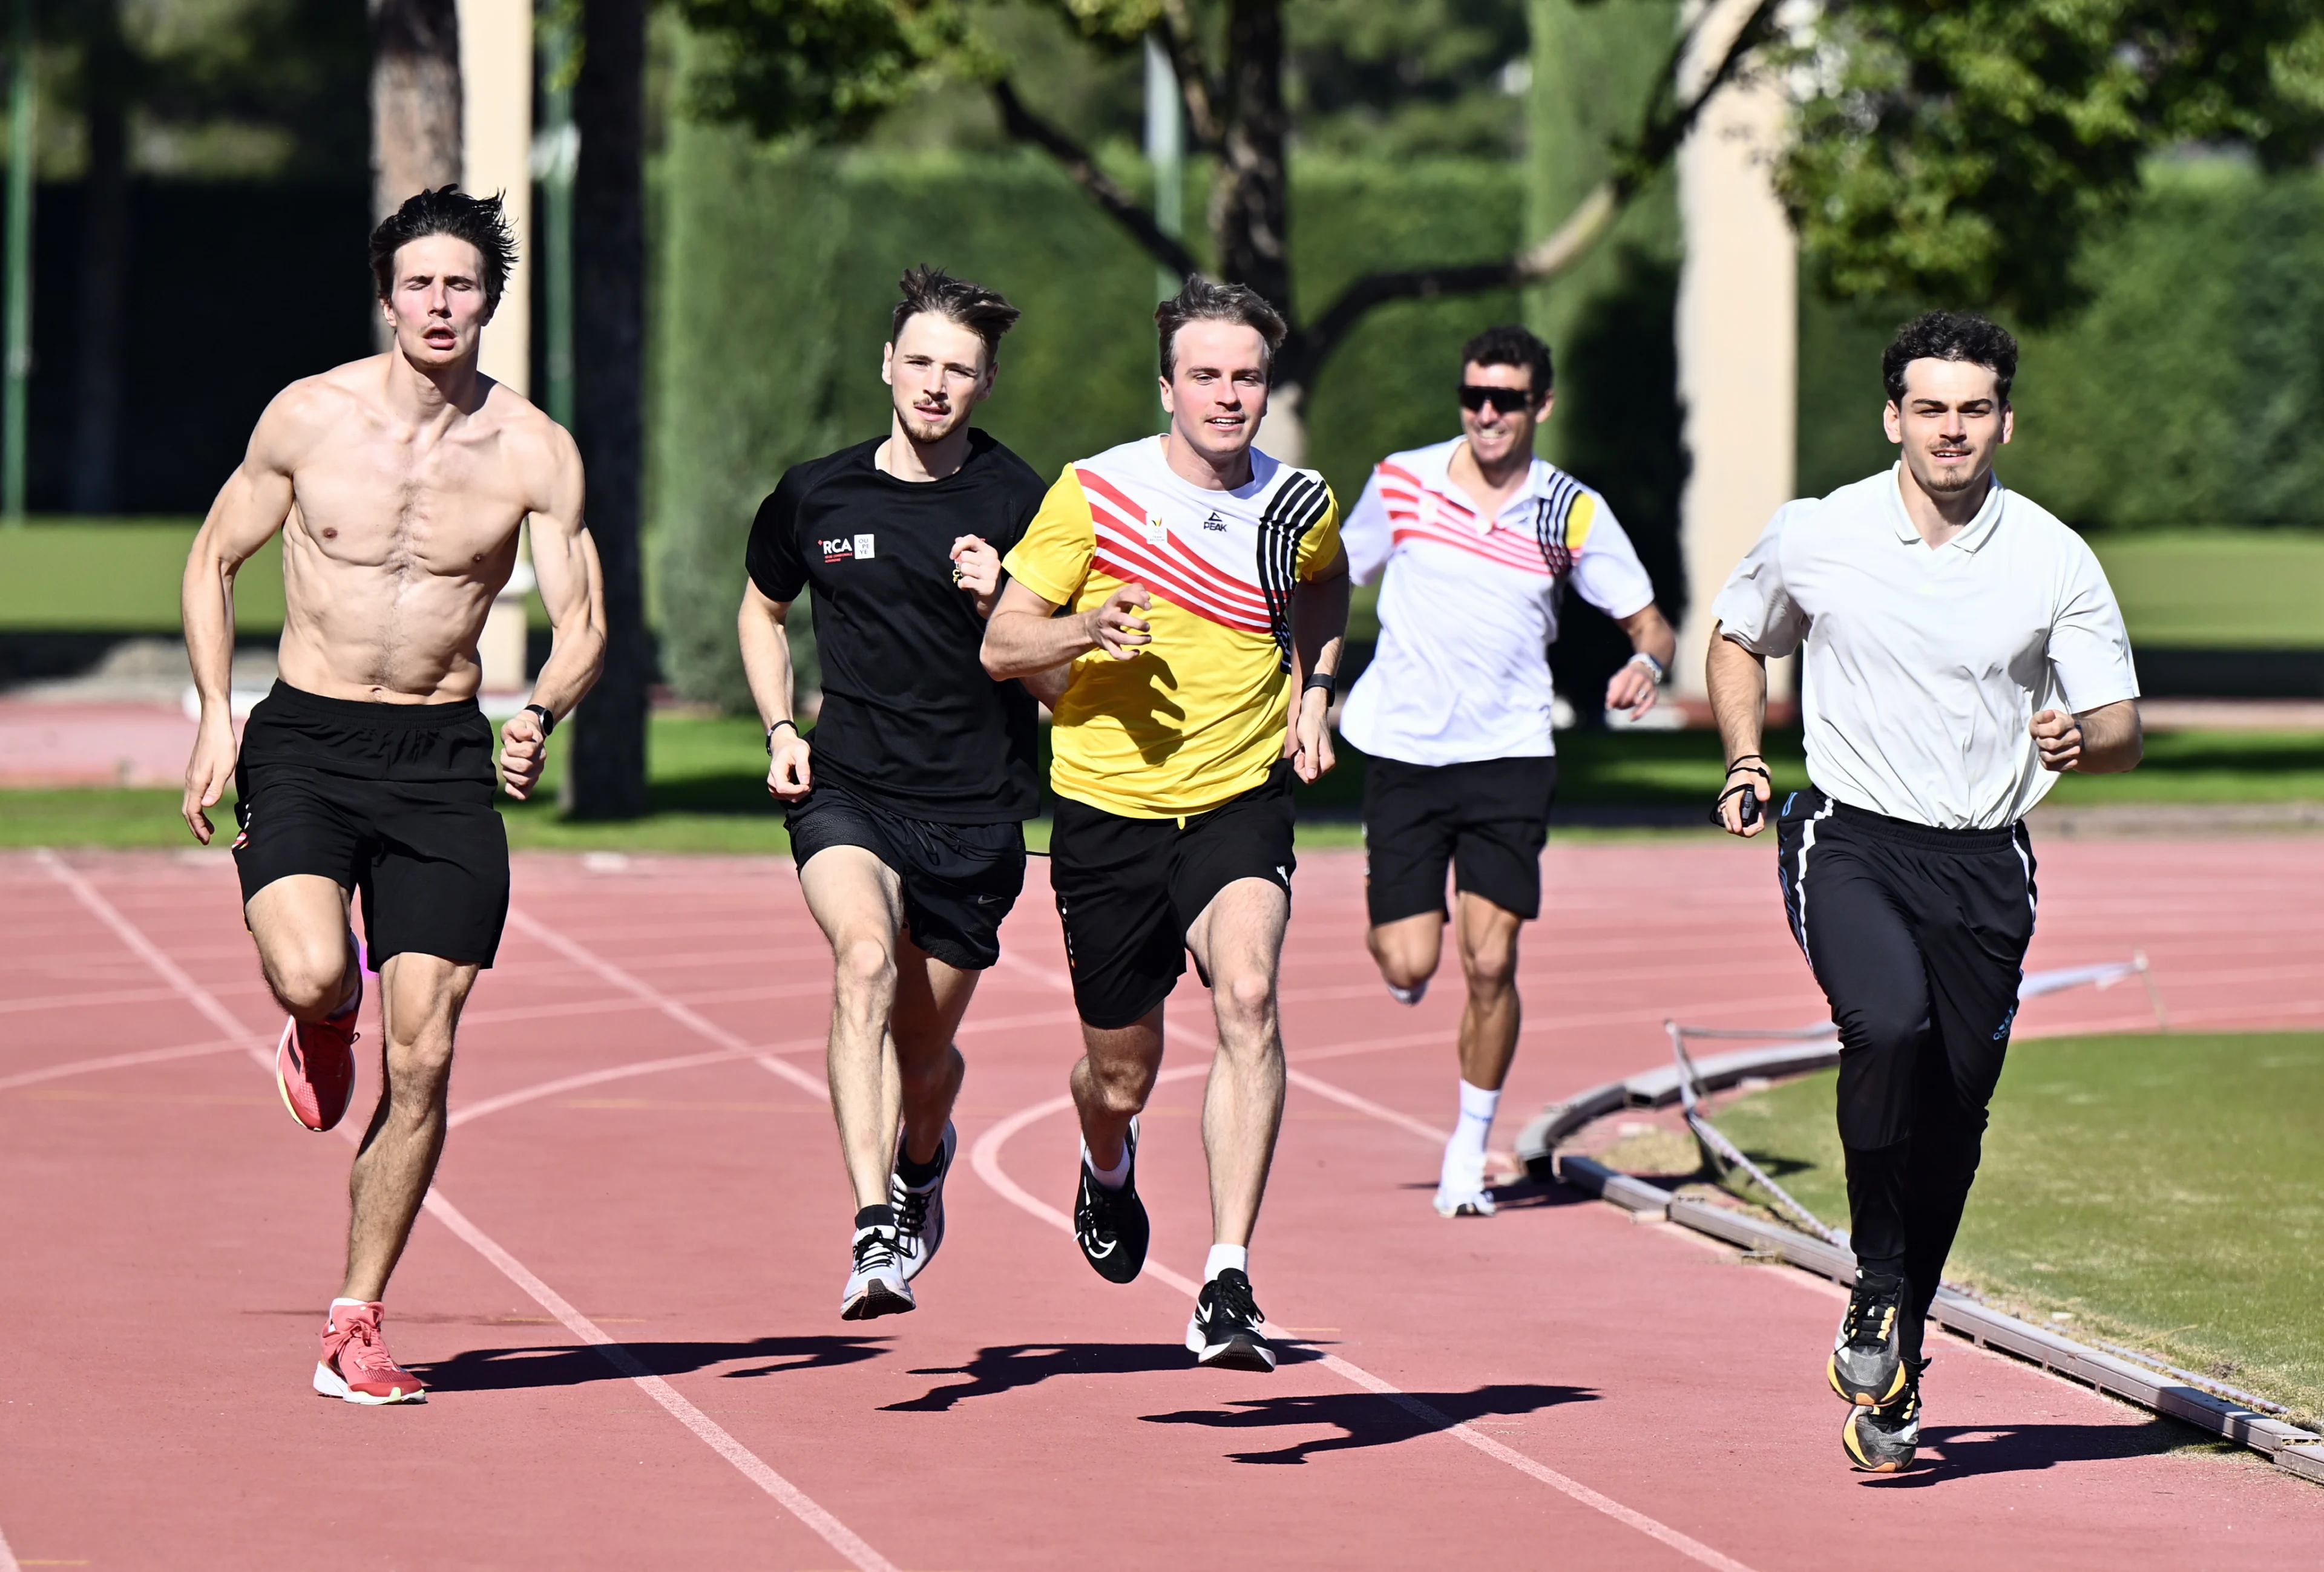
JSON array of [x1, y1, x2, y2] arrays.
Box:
[[1460, 944, 1517, 998], [382, 1025, 455, 1102], [1367, 923, 1439, 990], [1215, 971, 1276, 1031], [1081, 1056, 1152, 1119], [266, 940, 351, 1018], [1835, 1003, 1926, 1060], [832, 938, 896, 1004]]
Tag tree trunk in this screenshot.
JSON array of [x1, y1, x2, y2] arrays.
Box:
[[369, 0, 462, 222], [562, 0, 652, 820], [1212, 0, 1291, 315], [68, 14, 131, 515]]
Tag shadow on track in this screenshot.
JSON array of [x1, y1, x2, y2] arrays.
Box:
[[1886, 1419, 2224, 1485], [1140, 1382, 1598, 1465], [415, 1334, 888, 1392], [885, 1342, 1204, 1412]]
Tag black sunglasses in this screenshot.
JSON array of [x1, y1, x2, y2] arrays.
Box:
[[1457, 384, 1536, 414]]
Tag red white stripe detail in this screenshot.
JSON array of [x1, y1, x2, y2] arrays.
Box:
[[1388, 517, 1554, 577], [1078, 467, 1272, 633]]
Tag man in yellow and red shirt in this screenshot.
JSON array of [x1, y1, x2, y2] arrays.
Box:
[[983, 278, 1347, 1375]]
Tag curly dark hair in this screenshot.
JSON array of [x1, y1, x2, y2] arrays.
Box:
[[1156, 277, 1288, 381], [1882, 310, 2019, 406], [1459, 323, 1554, 398], [369, 186, 518, 312], [890, 264, 1023, 365]]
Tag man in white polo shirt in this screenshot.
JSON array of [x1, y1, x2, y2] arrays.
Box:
[[1340, 324, 1675, 1219], [1708, 310, 2141, 1474]]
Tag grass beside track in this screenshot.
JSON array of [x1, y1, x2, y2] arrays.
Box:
[[1693, 1032, 2324, 1430]]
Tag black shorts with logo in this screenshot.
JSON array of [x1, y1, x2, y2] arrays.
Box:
[[1048, 761, 1298, 1030], [1362, 754, 1558, 926], [787, 784, 1026, 971], [232, 682, 510, 969]]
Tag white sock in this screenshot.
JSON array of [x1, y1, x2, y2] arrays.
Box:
[[330, 1297, 371, 1310], [1203, 1243, 1247, 1282], [1387, 978, 1427, 1006], [1082, 1139, 1131, 1191], [1446, 1079, 1499, 1170]]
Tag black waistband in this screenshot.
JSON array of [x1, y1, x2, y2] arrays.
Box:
[[257, 680, 485, 730], [1830, 797, 2021, 852]]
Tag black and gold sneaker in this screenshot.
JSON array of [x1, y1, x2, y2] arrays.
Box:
[[1842, 1358, 1925, 1473], [1073, 1121, 1149, 1285], [1828, 1270, 1908, 1406]]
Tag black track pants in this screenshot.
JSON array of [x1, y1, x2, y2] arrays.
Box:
[[1776, 790, 2037, 1361]]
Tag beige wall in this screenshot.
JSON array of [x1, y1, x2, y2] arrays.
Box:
[[1673, 22, 1795, 698]]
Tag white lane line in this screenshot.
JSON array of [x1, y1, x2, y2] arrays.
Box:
[[32, 858, 901, 1572], [967, 1088, 1760, 1572], [1284, 1068, 1447, 1145], [0, 1515, 18, 1572], [0, 1037, 248, 1093], [447, 1043, 813, 1130], [0, 984, 187, 1016]]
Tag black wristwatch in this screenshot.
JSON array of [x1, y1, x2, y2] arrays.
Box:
[[523, 703, 557, 736], [765, 718, 799, 755], [1302, 672, 1337, 700]]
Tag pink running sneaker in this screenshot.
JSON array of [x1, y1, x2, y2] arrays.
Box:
[[314, 1301, 426, 1404], [275, 971, 361, 1133]]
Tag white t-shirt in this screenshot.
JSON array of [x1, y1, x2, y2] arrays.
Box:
[[1338, 439, 1656, 767], [1712, 465, 2139, 830]]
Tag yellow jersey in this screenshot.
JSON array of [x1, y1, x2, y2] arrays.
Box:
[[1003, 436, 1342, 818]]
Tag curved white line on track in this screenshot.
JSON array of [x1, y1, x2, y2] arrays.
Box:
[[0, 1515, 18, 1572], [0, 1037, 247, 1093], [968, 1082, 1760, 1572], [447, 1041, 817, 1130], [33, 860, 902, 1572]]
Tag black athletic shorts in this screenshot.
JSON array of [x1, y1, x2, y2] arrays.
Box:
[[786, 784, 1026, 971], [1362, 755, 1558, 926], [232, 681, 510, 969], [1048, 761, 1298, 1030]]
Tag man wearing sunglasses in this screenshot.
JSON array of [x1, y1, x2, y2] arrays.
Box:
[[1338, 324, 1674, 1218]]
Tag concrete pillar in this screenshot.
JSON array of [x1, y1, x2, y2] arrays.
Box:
[[1673, 23, 1794, 700], [459, 0, 535, 697]]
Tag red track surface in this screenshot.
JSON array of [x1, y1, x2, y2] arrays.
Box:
[[4, 837, 2320, 1570]]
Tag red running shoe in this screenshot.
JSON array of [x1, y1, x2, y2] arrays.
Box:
[[314, 1301, 426, 1404], [275, 971, 360, 1133]]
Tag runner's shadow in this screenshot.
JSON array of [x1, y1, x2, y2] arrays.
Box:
[[885, 1341, 1197, 1412], [1391, 1179, 1595, 1210], [1885, 1418, 2210, 1485], [415, 1334, 888, 1392], [1140, 1382, 1597, 1466]]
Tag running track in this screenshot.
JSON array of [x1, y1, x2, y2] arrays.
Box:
[[2, 837, 2320, 1570]]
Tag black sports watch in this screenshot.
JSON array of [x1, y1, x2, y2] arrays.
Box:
[[523, 702, 557, 736], [1302, 671, 1337, 700], [765, 718, 799, 755]]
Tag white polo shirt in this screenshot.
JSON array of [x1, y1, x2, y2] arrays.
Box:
[[1338, 439, 1656, 767], [1713, 465, 2139, 830]]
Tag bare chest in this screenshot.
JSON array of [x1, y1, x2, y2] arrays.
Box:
[[290, 430, 530, 577]]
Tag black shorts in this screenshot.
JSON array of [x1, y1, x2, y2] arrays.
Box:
[[787, 784, 1026, 971], [1362, 755, 1557, 926], [232, 682, 510, 969], [1048, 761, 1298, 1030]]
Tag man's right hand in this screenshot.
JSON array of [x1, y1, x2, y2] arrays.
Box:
[[1715, 761, 1771, 838], [767, 730, 813, 802], [1082, 583, 1152, 660], [182, 714, 238, 845]]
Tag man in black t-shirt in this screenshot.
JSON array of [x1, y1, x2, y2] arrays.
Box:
[[738, 267, 1054, 1321]]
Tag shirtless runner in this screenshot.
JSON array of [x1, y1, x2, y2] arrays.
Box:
[[179, 186, 606, 1404]]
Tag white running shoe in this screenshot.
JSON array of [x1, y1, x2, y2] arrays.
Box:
[[1387, 978, 1428, 1006], [1433, 1141, 1497, 1217], [890, 1121, 956, 1282], [840, 1226, 916, 1320]]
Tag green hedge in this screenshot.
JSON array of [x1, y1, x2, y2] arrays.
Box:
[[646, 128, 1523, 709]]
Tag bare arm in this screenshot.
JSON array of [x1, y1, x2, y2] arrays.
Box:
[[1707, 625, 1771, 837], [1604, 602, 1678, 716], [738, 580, 814, 801], [2030, 698, 2142, 776], [1288, 543, 1350, 783], [497, 429, 606, 801], [179, 395, 312, 843], [981, 577, 1151, 680]]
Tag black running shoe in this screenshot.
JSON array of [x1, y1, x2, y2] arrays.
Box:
[[1185, 1268, 1275, 1372], [890, 1121, 955, 1283], [1073, 1121, 1149, 1285], [1841, 1358, 1923, 1473], [1827, 1270, 1908, 1406], [839, 1226, 916, 1321]]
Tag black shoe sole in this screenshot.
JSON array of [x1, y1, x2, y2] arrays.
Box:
[[841, 1280, 916, 1321], [1193, 1334, 1277, 1373]]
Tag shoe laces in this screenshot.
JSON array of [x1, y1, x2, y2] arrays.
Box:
[[891, 1179, 931, 1240], [1841, 1280, 1900, 1349], [853, 1227, 900, 1272], [1206, 1270, 1263, 1331]]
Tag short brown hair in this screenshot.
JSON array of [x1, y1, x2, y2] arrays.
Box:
[[1156, 277, 1288, 381], [370, 186, 517, 311], [890, 265, 1022, 365]]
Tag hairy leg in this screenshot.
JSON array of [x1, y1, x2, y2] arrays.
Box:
[[799, 847, 908, 1211], [1452, 892, 1525, 1090], [1186, 878, 1291, 1248], [343, 951, 477, 1300], [245, 874, 359, 1020], [1365, 909, 1445, 995], [887, 933, 979, 1166], [1072, 1009, 1164, 1173]]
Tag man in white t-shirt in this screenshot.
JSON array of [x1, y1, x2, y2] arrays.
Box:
[[1708, 310, 2141, 1474], [1339, 324, 1675, 1218]]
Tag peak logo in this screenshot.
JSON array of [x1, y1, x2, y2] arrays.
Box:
[[1201, 511, 1227, 532]]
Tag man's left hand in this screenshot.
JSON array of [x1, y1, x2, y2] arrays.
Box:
[[1290, 687, 1336, 784], [2030, 707, 2083, 772], [1606, 657, 1660, 716], [500, 710, 548, 799]]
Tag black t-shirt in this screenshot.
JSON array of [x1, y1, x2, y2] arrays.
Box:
[[744, 431, 1046, 823]]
